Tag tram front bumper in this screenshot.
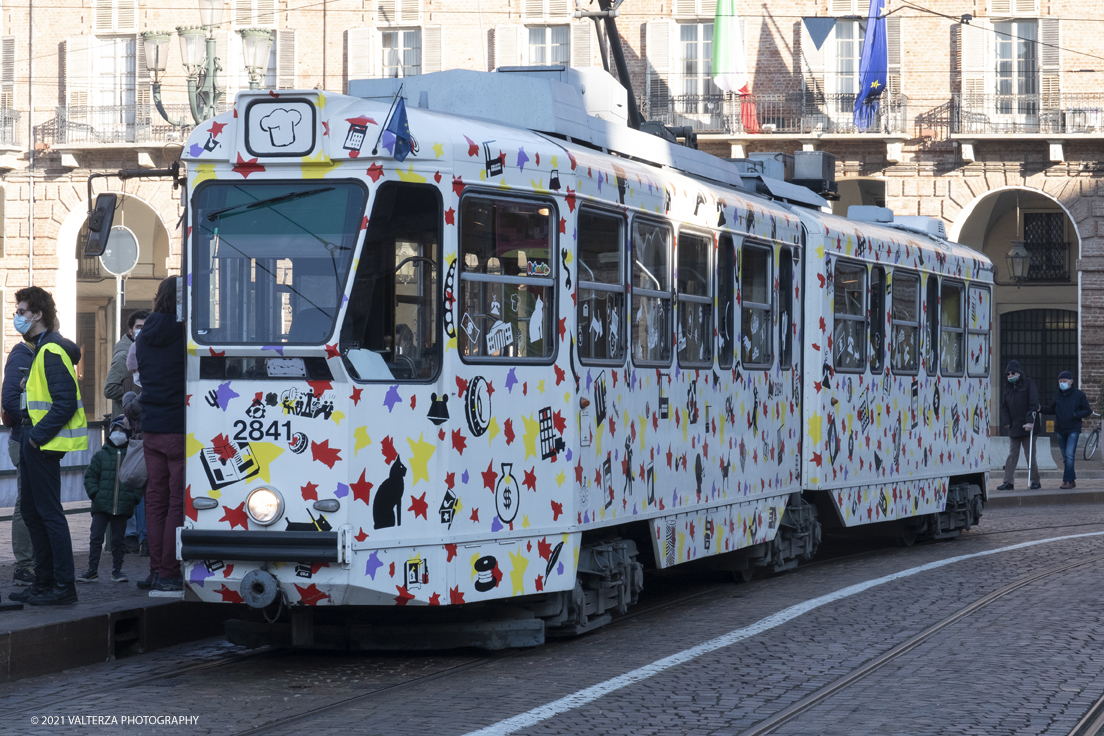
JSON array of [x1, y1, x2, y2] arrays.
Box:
[[178, 529, 340, 563]]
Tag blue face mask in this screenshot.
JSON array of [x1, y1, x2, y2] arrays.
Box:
[[1008, 375, 1019, 383], [1060, 382, 1071, 391], [13, 314, 31, 335]]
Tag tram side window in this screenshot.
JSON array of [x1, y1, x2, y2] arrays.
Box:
[[940, 281, 965, 376], [925, 275, 940, 374], [578, 210, 625, 363], [741, 244, 772, 368], [967, 285, 992, 377], [833, 260, 866, 372], [340, 183, 441, 381], [779, 248, 794, 369], [631, 219, 672, 365], [677, 231, 713, 368], [891, 270, 919, 373], [870, 266, 886, 373], [717, 235, 735, 369], [458, 198, 555, 361]]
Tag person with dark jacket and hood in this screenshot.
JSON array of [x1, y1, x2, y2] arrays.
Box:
[[997, 360, 1041, 491], [2, 337, 35, 587], [1040, 370, 1092, 489], [77, 416, 143, 583], [8, 287, 88, 606], [135, 277, 186, 594]]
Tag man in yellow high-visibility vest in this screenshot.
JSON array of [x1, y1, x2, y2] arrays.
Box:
[[8, 287, 87, 606]]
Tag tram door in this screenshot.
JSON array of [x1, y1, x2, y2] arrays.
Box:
[[780, 245, 802, 481]]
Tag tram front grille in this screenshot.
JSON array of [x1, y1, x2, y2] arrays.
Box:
[[180, 529, 340, 563]]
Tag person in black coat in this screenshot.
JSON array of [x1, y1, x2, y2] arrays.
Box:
[[997, 360, 1041, 491], [1040, 370, 1092, 489], [2, 338, 34, 585]]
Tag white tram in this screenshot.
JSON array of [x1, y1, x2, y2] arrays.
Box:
[[176, 67, 993, 648]]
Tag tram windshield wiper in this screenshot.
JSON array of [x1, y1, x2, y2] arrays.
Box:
[[206, 187, 335, 221]]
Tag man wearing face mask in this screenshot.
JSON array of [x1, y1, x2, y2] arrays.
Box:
[[76, 417, 142, 583], [104, 309, 149, 557], [7, 287, 87, 606], [1040, 371, 1091, 489], [996, 360, 1041, 491]]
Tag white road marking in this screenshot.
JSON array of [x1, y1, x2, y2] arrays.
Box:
[[463, 531, 1104, 736]]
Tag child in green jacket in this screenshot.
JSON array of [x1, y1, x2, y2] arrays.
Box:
[[77, 417, 143, 583]]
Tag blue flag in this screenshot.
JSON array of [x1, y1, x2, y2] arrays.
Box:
[[386, 96, 416, 162], [853, 0, 887, 132]]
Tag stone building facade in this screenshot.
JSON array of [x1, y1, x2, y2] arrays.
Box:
[[0, 0, 1097, 428]]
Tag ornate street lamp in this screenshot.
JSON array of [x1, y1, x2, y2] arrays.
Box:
[[240, 29, 275, 90], [1007, 240, 1031, 286], [143, 0, 274, 127]]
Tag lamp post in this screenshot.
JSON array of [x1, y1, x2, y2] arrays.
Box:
[[143, 0, 274, 127], [1007, 240, 1031, 287]]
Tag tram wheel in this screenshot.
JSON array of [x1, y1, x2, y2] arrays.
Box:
[[731, 567, 754, 584], [896, 528, 918, 547]]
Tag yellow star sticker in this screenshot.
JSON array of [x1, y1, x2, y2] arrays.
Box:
[[497, 178, 512, 191], [207, 489, 220, 500], [330, 410, 345, 426], [192, 163, 216, 185], [487, 416, 500, 444], [396, 164, 426, 183], [522, 413, 540, 460], [186, 433, 204, 458], [315, 92, 327, 109], [242, 442, 284, 484], [530, 178, 550, 193], [354, 426, 372, 455], [432, 141, 444, 159], [508, 548, 529, 596], [301, 149, 339, 179], [538, 379, 546, 394], [808, 414, 824, 445], [187, 341, 198, 357], [406, 433, 436, 485], [555, 470, 566, 487], [522, 514, 530, 529]]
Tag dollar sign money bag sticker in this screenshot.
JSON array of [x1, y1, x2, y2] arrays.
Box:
[[496, 462, 520, 524]]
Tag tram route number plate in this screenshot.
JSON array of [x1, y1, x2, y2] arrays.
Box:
[[267, 358, 307, 378]]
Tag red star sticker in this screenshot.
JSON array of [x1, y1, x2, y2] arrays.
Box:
[[535, 575, 544, 592], [185, 486, 197, 522], [558, 217, 566, 234], [538, 537, 553, 560], [446, 543, 457, 562], [445, 207, 455, 225], [451, 428, 467, 455], [355, 527, 368, 542], [301, 482, 319, 501], [346, 115, 377, 127], [216, 584, 244, 603], [351, 470, 373, 506], [322, 121, 329, 136], [481, 461, 497, 491], [408, 492, 429, 520], [232, 153, 265, 179], [666, 447, 673, 468], [452, 175, 465, 197], [445, 471, 455, 490], [523, 467, 537, 491], [450, 586, 466, 604], [350, 386, 363, 406], [554, 364, 566, 385], [504, 418, 515, 445], [324, 343, 340, 359], [294, 583, 329, 606], [428, 592, 441, 605], [381, 435, 398, 464], [208, 347, 225, 357], [360, 215, 368, 230], [470, 508, 480, 522], [464, 135, 479, 157], [574, 460, 584, 485], [565, 187, 576, 212], [366, 163, 384, 182], [394, 585, 415, 606], [219, 502, 249, 530], [208, 120, 227, 137], [551, 500, 563, 520]]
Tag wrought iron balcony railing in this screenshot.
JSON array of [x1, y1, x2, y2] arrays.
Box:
[[0, 108, 20, 146], [37, 104, 226, 147], [1022, 241, 1071, 283], [953, 92, 1104, 135], [644, 89, 909, 136]]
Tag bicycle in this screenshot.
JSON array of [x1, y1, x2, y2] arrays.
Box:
[[1085, 414, 1101, 461]]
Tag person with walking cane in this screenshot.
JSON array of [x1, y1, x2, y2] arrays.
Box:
[[996, 360, 1041, 491]]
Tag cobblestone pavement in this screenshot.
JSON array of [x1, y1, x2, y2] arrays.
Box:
[[3, 504, 1104, 736]]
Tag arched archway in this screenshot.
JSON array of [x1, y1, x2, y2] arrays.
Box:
[[949, 186, 1081, 432], [58, 193, 174, 420]]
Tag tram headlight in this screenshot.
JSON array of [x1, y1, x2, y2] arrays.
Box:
[[246, 486, 284, 526]]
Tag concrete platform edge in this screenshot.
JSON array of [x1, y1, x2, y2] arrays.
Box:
[[986, 491, 1104, 509], [0, 600, 247, 683]]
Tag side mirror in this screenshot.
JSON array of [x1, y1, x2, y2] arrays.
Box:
[[84, 193, 118, 257]]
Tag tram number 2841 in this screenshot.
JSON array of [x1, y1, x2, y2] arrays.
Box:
[[233, 420, 293, 443]]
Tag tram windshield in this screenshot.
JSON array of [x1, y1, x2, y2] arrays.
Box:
[[192, 181, 367, 345]]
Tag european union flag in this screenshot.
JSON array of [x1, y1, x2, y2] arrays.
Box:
[[853, 0, 887, 132], [386, 96, 415, 162]]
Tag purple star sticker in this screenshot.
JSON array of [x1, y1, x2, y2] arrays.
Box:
[[262, 346, 285, 356], [213, 381, 239, 411], [461, 470, 469, 484], [505, 367, 518, 393], [189, 143, 204, 158], [383, 384, 401, 412], [583, 511, 590, 524], [334, 482, 349, 498], [189, 563, 214, 586], [557, 561, 565, 576], [491, 517, 504, 532], [365, 551, 383, 579], [516, 147, 529, 172]]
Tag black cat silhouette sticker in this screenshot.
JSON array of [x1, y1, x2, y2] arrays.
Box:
[[373, 456, 408, 529]]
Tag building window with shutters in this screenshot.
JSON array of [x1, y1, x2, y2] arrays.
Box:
[[382, 29, 422, 77], [833, 20, 864, 114], [995, 20, 1038, 116], [528, 26, 570, 66], [678, 23, 718, 98]]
